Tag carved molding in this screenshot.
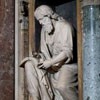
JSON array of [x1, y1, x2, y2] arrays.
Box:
[[81, 0, 100, 7]]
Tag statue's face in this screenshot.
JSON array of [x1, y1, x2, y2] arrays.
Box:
[[38, 16, 53, 34]]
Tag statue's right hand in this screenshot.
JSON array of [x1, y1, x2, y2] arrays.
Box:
[[32, 52, 41, 59], [32, 52, 38, 57]]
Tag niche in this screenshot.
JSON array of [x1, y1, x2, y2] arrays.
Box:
[[15, 0, 82, 100]]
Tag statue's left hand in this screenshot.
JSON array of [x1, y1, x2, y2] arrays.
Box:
[[37, 60, 52, 69]]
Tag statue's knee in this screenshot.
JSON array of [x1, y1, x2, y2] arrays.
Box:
[[25, 61, 33, 71], [25, 61, 32, 66], [25, 61, 38, 78]]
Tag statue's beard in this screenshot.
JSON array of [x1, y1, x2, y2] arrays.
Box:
[[43, 23, 54, 34]]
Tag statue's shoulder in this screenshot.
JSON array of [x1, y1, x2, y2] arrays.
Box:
[[56, 20, 74, 35], [57, 20, 71, 29]]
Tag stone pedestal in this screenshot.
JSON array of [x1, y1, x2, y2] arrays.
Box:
[[82, 0, 100, 100]]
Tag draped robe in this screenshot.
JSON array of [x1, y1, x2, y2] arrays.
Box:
[[20, 20, 78, 100]]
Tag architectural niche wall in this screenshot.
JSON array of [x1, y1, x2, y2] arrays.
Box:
[[0, 0, 14, 100]]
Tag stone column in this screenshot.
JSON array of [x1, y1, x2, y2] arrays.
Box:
[[0, 0, 14, 100], [82, 0, 100, 100]]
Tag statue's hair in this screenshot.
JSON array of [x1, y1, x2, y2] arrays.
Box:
[[34, 5, 53, 20], [34, 5, 64, 21]]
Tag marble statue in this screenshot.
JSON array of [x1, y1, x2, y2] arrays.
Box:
[[20, 5, 78, 100]]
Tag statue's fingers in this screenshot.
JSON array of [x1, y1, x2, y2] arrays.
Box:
[[38, 63, 43, 66], [38, 64, 44, 69]]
